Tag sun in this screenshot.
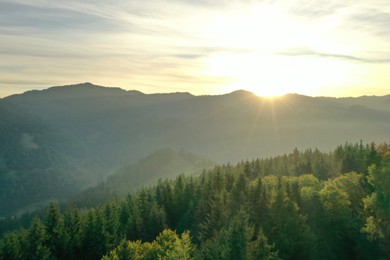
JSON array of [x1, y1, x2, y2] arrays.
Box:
[[199, 4, 308, 97], [200, 3, 356, 97], [206, 51, 352, 97], [205, 52, 294, 97]]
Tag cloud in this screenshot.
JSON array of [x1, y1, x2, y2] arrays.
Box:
[[172, 54, 204, 59], [0, 79, 54, 86], [284, 0, 390, 43], [286, 1, 344, 18], [279, 47, 390, 64], [348, 8, 390, 39], [0, 2, 129, 33]]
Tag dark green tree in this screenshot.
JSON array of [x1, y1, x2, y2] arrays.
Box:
[[63, 209, 83, 259], [363, 153, 390, 258], [0, 231, 26, 260], [45, 202, 68, 259], [26, 217, 51, 260], [223, 209, 254, 260], [248, 228, 280, 260]]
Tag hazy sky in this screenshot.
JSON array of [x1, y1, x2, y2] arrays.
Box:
[[1, 0, 389, 98]]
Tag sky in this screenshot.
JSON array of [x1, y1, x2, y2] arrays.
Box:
[[0, 0, 389, 98]]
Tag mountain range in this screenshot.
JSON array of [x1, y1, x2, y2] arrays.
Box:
[[1, 82, 389, 216]]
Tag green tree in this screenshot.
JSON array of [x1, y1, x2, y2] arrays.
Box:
[[0, 231, 25, 260], [103, 202, 121, 249], [63, 209, 83, 259], [142, 202, 167, 241], [223, 209, 254, 260], [102, 229, 193, 260], [156, 229, 193, 259], [267, 179, 317, 259], [363, 153, 390, 257], [81, 210, 107, 260], [198, 191, 231, 241], [248, 228, 280, 260], [26, 217, 51, 260], [45, 202, 68, 259], [318, 173, 373, 259]]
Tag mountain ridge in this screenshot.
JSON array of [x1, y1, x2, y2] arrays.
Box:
[[6, 82, 390, 99], [4, 83, 389, 164], [1, 82, 389, 216]]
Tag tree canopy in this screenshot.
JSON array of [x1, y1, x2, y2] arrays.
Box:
[[1, 142, 389, 259]]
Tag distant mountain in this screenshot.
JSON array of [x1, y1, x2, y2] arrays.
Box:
[[320, 95, 390, 113], [5, 83, 390, 162], [2, 82, 390, 216], [67, 148, 215, 208]]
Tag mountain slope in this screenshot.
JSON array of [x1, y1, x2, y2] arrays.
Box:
[[5, 83, 389, 163], [2, 143, 389, 259], [0, 102, 93, 216], [2, 83, 390, 216], [67, 148, 215, 208]]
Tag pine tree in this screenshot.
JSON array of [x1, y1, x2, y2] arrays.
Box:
[[223, 209, 254, 260], [248, 228, 280, 260], [63, 209, 83, 259], [0, 231, 25, 260], [45, 202, 68, 259], [26, 217, 51, 260]]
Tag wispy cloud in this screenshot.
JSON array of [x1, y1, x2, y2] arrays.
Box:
[[348, 8, 390, 39], [0, 3, 114, 30], [285, 0, 352, 18], [279, 47, 390, 64]]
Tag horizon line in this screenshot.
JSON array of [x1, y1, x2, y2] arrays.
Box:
[[1, 82, 389, 100]]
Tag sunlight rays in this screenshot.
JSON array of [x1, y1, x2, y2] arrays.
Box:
[[243, 97, 283, 159]]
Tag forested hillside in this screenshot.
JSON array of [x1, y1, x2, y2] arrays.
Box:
[[2, 83, 390, 217], [67, 148, 215, 209], [0, 102, 95, 216], [1, 142, 389, 259]]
